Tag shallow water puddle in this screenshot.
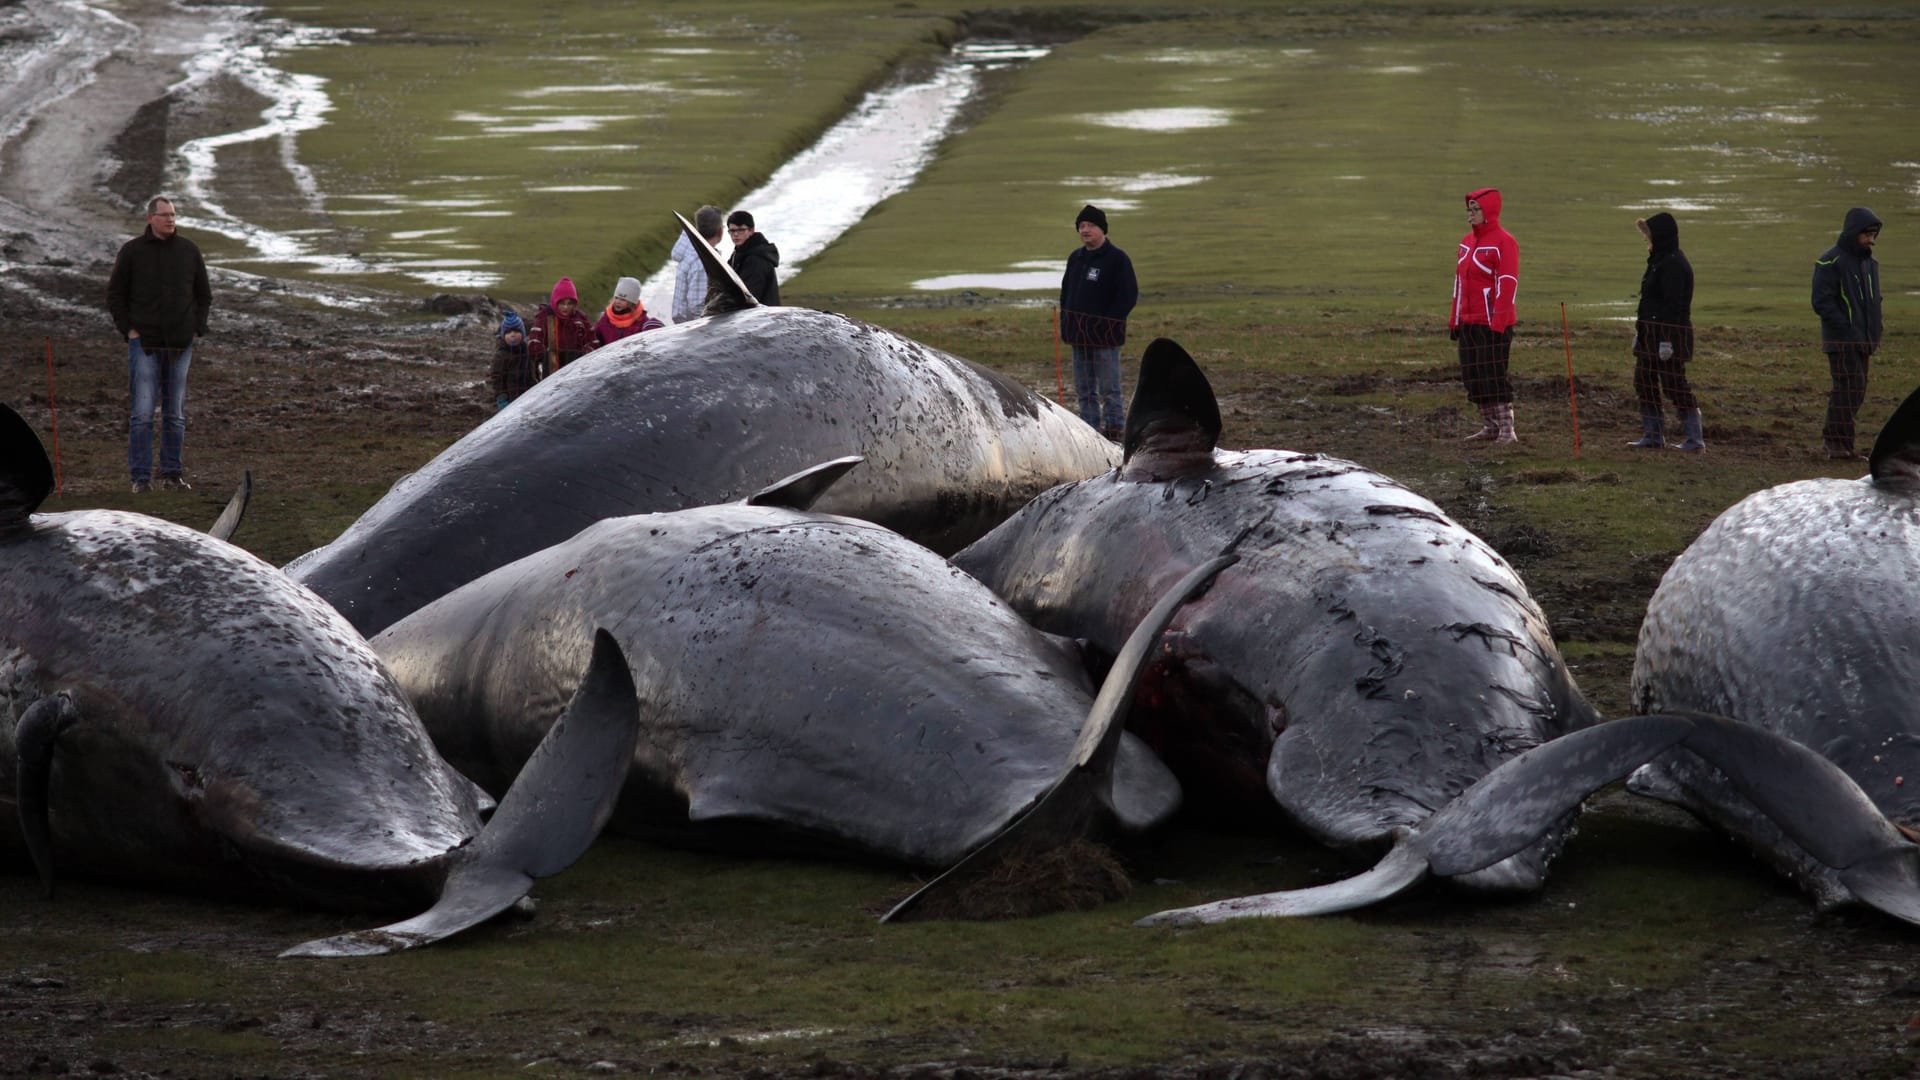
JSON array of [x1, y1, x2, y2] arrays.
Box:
[[1081, 106, 1234, 132]]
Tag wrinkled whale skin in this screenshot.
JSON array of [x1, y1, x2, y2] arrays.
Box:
[[373, 503, 1180, 868], [288, 305, 1118, 637]]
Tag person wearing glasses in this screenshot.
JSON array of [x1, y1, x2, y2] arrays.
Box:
[[1450, 187, 1521, 445], [107, 195, 211, 493], [725, 211, 780, 306]]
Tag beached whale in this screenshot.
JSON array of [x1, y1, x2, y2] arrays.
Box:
[[949, 338, 1608, 919], [0, 402, 639, 957], [947, 340, 1920, 927], [1627, 383, 1920, 921], [286, 216, 1117, 637], [371, 458, 1227, 893]]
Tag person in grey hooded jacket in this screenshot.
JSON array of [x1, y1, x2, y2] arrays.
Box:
[[1812, 207, 1884, 459]]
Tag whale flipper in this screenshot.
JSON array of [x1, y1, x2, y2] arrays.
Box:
[[15, 693, 79, 897], [282, 630, 639, 957], [883, 554, 1236, 923]]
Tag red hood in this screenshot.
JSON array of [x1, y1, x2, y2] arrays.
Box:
[[1466, 188, 1503, 231]]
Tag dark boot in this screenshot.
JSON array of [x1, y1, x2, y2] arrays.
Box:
[[1675, 408, 1705, 452], [1627, 409, 1666, 448]]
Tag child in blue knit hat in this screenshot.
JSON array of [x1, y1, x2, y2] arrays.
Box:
[[490, 309, 537, 410]]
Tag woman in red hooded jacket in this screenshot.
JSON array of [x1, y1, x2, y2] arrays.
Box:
[[1450, 188, 1520, 444]]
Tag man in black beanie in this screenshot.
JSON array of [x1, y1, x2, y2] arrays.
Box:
[[1059, 203, 1138, 440]]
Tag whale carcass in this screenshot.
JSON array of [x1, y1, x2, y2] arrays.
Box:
[[949, 338, 1608, 920], [0, 403, 639, 957], [1627, 383, 1920, 921], [371, 458, 1228, 892], [287, 219, 1118, 637]]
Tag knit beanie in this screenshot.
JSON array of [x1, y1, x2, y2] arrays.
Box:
[[613, 276, 642, 304], [499, 310, 524, 337], [550, 277, 578, 306], [1075, 204, 1108, 233]]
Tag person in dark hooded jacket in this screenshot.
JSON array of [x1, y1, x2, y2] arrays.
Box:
[[1812, 207, 1884, 459], [490, 310, 538, 410], [1627, 212, 1701, 451], [725, 211, 780, 305]]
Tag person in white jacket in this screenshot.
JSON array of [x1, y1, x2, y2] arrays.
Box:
[[670, 205, 724, 323]]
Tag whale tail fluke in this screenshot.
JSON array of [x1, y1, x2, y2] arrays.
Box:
[[282, 629, 640, 957], [1138, 712, 1920, 928], [882, 554, 1237, 923], [674, 211, 759, 316]]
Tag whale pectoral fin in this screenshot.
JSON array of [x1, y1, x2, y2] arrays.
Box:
[[882, 555, 1235, 924], [281, 630, 640, 958], [206, 470, 251, 542], [674, 211, 758, 315], [1122, 338, 1222, 464], [15, 693, 79, 898], [745, 456, 864, 510], [1672, 714, 1920, 923], [1135, 832, 1431, 926], [1419, 714, 1697, 878]]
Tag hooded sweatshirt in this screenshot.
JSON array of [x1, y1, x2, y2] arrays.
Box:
[[728, 232, 781, 306], [1812, 207, 1884, 353], [1634, 212, 1694, 361], [1451, 188, 1519, 332]]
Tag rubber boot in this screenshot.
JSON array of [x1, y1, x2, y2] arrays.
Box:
[[1627, 409, 1666, 448], [1492, 403, 1517, 445], [1462, 405, 1497, 442], [1675, 408, 1705, 452]]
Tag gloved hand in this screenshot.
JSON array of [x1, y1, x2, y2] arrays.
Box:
[[1448, 328, 1459, 342], [495, 396, 509, 412], [1657, 341, 1673, 361]]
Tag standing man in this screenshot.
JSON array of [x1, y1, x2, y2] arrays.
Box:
[[671, 205, 725, 323], [726, 211, 780, 306], [1628, 212, 1702, 451], [1450, 188, 1520, 445], [1812, 207, 1884, 460], [108, 195, 211, 492], [1058, 203, 1138, 440]]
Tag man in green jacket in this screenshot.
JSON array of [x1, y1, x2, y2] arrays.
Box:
[[1812, 207, 1883, 460], [107, 196, 211, 492]]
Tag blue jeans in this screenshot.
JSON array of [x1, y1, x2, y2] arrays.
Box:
[[128, 338, 192, 481], [1070, 345, 1124, 433]]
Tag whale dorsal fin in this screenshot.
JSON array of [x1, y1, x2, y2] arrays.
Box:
[[745, 456, 864, 510], [1122, 338, 1222, 464], [674, 211, 759, 316], [0, 403, 54, 528], [207, 471, 252, 543], [1870, 382, 1920, 488]]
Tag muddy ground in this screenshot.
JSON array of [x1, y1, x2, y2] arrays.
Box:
[[8, 250, 1920, 1078]]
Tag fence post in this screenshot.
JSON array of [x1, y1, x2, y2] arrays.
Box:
[[1052, 306, 1064, 404], [1560, 303, 1581, 459], [43, 338, 63, 492]]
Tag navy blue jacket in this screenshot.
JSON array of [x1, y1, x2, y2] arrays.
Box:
[[1059, 240, 1138, 347], [1812, 207, 1884, 354]]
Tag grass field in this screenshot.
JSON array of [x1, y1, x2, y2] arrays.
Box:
[[6, 2, 1920, 1076]]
